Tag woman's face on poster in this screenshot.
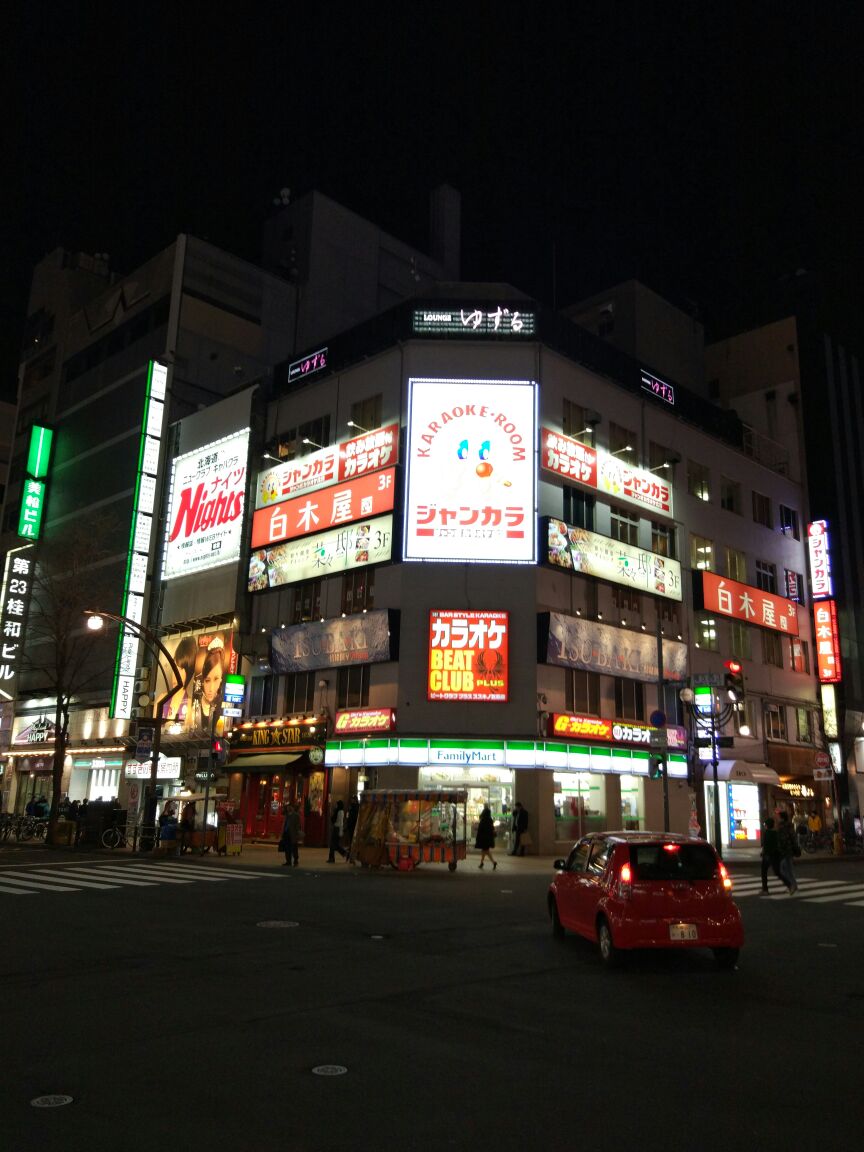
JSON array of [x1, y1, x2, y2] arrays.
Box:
[[202, 660, 223, 704]]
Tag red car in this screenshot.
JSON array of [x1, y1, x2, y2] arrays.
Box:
[[548, 831, 743, 969]]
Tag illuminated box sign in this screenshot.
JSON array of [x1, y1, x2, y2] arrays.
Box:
[[807, 520, 833, 600], [699, 572, 799, 635], [251, 467, 396, 548], [162, 428, 250, 580], [412, 307, 536, 336], [256, 423, 399, 510], [288, 346, 328, 381], [223, 674, 245, 703], [270, 610, 395, 673], [814, 600, 842, 683], [550, 713, 689, 750], [640, 370, 676, 407], [334, 708, 396, 734], [541, 428, 673, 518], [17, 425, 54, 541], [248, 515, 393, 592], [546, 518, 682, 601], [404, 378, 537, 564], [125, 757, 182, 779], [428, 610, 509, 702], [541, 612, 688, 683]]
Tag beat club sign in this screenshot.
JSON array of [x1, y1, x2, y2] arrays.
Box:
[[403, 378, 537, 564], [428, 609, 509, 702]]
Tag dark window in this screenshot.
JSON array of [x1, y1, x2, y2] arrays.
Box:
[[610, 508, 639, 546], [651, 521, 675, 559], [292, 580, 322, 624], [752, 491, 772, 528], [630, 842, 718, 882], [613, 585, 640, 614], [563, 487, 594, 529], [342, 568, 374, 615], [350, 394, 383, 432], [337, 665, 369, 709], [614, 678, 645, 721], [587, 839, 611, 876], [562, 399, 593, 443], [567, 669, 600, 714], [762, 630, 783, 668], [249, 675, 276, 716], [755, 560, 777, 593], [284, 672, 316, 713], [779, 505, 800, 539]]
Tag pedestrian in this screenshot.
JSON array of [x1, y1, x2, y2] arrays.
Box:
[[327, 800, 347, 862], [344, 795, 360, 855], [74, 798, 88, 848], [180, 801, 196, 855], [279, 801, 301, 867], [475, 804, 498, 870], [777, 810, 800, 894], [759, 817, 789, 894], [509, 801, 529, 856]]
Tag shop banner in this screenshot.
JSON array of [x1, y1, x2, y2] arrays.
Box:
[[541, 428, 673, 517], [428, 609, 509, 701], [251, 467, 396, 548], [814, 600, 842, 683], [271, 609, 394, 673], [248, 515, 393, 592], [334, 707, 397, 734], [542, 611, 687, 683], [698, 571, 799, 635], [549, 713, 688, 749], [546, 518, 682, 601], [807, 520, 833, 600]]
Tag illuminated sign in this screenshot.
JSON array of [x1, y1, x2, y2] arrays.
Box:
[[288, 346, 328, 381], [248, 515, 393, 592], [404, 378, 537, 564], [541, 428, 673, 518], [699, 572, 799, 636], [158, 627, 236, 735], [546, 518, 682, 601], [270, 610, 395, 673], [807, 520, 833, 600], [542, 612, 688, 683], [17, 425, 54, 540], [814, 600, 842, 683], [251, 467, 396, 548], [334, 708, 396, 734], [550, 713, 688, 749], [112, 360, 168, 719], [0, 545, 35, 702], [412, 307, 536, 336], [640, 370, 676, 407], [223, 674, 245, 703], [162, 428, 249, 580], [125, 757, 182, 779], [13, 714, 55, 744], [428, 610, 508, 702], [820, 684, 838, 738], [256, 423, 399, 509]]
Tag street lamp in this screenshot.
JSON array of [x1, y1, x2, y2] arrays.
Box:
[[679, 683, 740, 859], [84, 610, 184, 851]]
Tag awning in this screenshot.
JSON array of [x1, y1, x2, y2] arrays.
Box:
[[228, 753, 303, 772], [714, 760, 781, 786]]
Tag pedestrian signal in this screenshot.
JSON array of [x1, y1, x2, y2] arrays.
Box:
[[211, 737, 228, 765], [723, 660, 745, 702]]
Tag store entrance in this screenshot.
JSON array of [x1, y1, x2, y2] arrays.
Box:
[[466, 784, 513, 854], [245, 773, 305, 841]]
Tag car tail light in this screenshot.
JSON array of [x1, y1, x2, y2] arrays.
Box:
[[718, 861, 733, 892], [617, 861, 633, 899]]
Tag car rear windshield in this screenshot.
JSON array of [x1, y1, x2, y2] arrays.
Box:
[[629, 843, 718, 882]]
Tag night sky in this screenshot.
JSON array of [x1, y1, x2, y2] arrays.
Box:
[[6, 2, 864, 403]]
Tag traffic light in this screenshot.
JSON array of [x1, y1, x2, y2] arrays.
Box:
[[211, 737, 228, 765], [723, 660, 745, 702], [648, 756, 666, 780]]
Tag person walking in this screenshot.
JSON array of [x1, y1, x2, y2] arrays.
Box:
[[279, 802, 301, 867], [344, 795, 360, 856], [179, 801, 197, 855], [777, 810, 800, 894], [475, 804, 498, 870], [509, 801, 529, 856], [327, 800, 347, 862], [759, 817, 790, 894], [73, 798, 88, 848]]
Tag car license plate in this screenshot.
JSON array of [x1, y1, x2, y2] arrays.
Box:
[[669, 923, 698, 941]]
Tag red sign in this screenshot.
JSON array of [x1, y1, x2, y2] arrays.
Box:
[[701, 572, 799, 636], [814, 599, 842, 683], [541, 428, 598, 486], [541, 428, 672, 516], [333, 708, 396, 734], [814, 751, 831, 768], [550, 713, 688, 749], [428, 610, 508, 702], [251, 467, 396, 548]]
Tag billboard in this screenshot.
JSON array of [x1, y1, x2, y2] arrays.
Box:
[[270, 610, 395, 673], [541, 428, 673, 518], [248, 515, 393, 592], [542, 612, 688, 683], [159, 627, 237, 735], [549, 713, 689, 749], [807, 520, 833, 600], [163, 429, 249, 580], [546, 518, 682, 601], [251, 467, 396, 548], [403, 378, 537, 563], [428, 609, 509, 702], [334, 708, 397, 734], [699, 572, 799, 635], [814, 600, 842, 683]]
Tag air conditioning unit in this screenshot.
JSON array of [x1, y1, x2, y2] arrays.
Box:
[[134, 680, 150, 694], [135, 667, 151, 683], [130, 707, 141, 719]]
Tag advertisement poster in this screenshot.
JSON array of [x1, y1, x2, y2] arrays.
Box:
[[543, 611, 687, 683], [699, 572, 799, 635], [428, 609, 509, 702], [248, 515, 393, 591], [814, 600, 842, 683], [251, 468, 396, 548], [158, 628, 237, 735], [270, 610, 394, 673], [334, 708, 397, 734], [163, 429, 249, 580], [541, 428, 673, 517], [549, 713, 688, 749], [404, 378, 537, 563], [546, 518, 682, 601]]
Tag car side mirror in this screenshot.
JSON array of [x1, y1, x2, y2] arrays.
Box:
[[553, 858, 566, 871]]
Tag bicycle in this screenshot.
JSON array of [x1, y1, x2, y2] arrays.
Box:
[[801, 830, 832, 853], [14, 816, 47, 841], [101, 824, 135, 850]]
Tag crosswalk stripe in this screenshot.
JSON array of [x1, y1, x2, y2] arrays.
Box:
[[6, 870, 122, 890], [0, 883, 37, 895], [57, 868, 158, 888], [155, 864, 278, 880], [94, 866, 194, 885], [797, 891, 864, 904], [0, 875, 89, 892]]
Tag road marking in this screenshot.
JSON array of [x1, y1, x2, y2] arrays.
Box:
[[0, 883, 36, 895], [57, 868, 159, 888], [0, 875, 89, 892], [0, 860, 286, 897], [155, 864, 280, 880]]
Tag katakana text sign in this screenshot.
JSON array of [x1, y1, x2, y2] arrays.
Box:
[[248, 516, 393, 592], [814, 599, 842, 683], [428, 610, 509, 702], [701, 572, 799, 635], [251, 468, 396, 548], [541, 428, 673, 518], [550, 713, 689, 749], [546, 518, 682, 601], [807, 520, 833, 600]]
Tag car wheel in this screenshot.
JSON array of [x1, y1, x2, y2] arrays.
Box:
[[713, 947, 739, 970], [597, 917, 618, 967], [549, 897, 565, 938]]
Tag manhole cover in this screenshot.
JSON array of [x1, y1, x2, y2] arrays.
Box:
[[31, 1095, 74, 1108], [256, 920, 300, 929], [312, 1065, 348, 1077], [499, 889, 513, 894], [370, 934, 385, 940], [817, 942, 838, 949]]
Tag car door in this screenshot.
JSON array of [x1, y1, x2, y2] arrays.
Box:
[[576, 837, 612, 935], [554, 839, 592, 932]]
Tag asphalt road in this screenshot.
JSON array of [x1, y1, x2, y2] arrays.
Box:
[[2, 843, 863, 1152]]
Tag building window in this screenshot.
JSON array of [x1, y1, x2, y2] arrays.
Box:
[[337, 665, 369, 709], [608, 422, 637, 465], [613, 586, 640, 615], [610, 508, 639, 547], [563, 486, 594, 530], [720, 476, 742, 514], [779, 504, 800, 539], [690, 534, 714, 571], [696, 616, 719, 651], [292, 580, 322, 624], [284, 672, 316, 714], [784, 570, 805, 605], [761, 630, 783, 668], [755, 560, 777, 593], [790, 637, 810, 674], [725, 547, 747, 583], [342, 568, 374, 615], [249, 675, 277, 716], [648, 442, 677, 475], [657, 600, 677, 624], [764, 703, 787, 742], [795, 707, 813, 743], [350, 394, 383, 432], [614, 677, 645, 721], [563, 399, 594, 443], [687, 460, 710, 502], [752, 490, 772, 528], [651, 521, 676, 559], [273, 414, 332, 461], [730, 622, 751, 662], [567, 669, 600, 715], [735, 699, 758, 738]]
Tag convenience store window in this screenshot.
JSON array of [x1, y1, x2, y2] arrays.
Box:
[[619, 774, 644, 831], [553, 772, 606, 841]]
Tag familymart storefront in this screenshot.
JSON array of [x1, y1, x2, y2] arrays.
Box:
[[325, 735, 692, 855]]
